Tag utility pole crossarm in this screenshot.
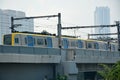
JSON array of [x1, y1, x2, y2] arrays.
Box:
[[62, 24, 116, 29], [88, 33, 117, 36], [13, 15, 58, 20]]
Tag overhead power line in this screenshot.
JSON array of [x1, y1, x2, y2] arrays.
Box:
[[88, 33, 117, 36], [62, 24, 116, 29]]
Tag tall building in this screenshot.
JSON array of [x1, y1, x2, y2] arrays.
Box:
[[0, 9, 34, 44], [94, 7, 110, 38]]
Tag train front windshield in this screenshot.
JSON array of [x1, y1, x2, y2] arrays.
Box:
[[3, 35, 12, 45]]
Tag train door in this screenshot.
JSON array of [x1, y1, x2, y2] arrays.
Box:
[[27, 35, 34, 47], [94, 42, 99, 49], [46, 37, 52, 48], [63, 38, 69, 49], [78, 40, 83, 48]]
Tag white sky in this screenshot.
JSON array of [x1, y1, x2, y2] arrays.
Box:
[[0, 0, 120, 38]]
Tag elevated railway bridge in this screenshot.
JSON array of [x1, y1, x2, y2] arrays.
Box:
[[0, 45, 120, 80]]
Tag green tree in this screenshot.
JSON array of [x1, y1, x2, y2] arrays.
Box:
[[56, 74, 67, 80], [98, 64, 112, 80], [98, 61, 120, 80], [110, 61, 120, 80]]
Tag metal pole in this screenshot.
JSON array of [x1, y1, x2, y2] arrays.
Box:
[[11, 17, 14, 33], [57, 13, 62, 48], [88, 34, 90, 39], [116, 21, 120, 51]]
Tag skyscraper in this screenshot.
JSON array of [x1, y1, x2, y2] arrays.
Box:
[[94, 7, 110, 38], [0, 9, 34, 44]]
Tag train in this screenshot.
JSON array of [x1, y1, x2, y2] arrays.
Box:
[[3, 32, 118, 52]]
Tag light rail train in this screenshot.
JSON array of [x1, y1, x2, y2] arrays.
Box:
[[3, 32, 118, 51]]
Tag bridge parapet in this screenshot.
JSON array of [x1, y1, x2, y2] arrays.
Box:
[[0, 45, 61, 63], [65, 49, 120, 63], [0, 45, 60, 55]]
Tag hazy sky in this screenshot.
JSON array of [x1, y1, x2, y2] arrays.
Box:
[[0, 0, 120, 38]]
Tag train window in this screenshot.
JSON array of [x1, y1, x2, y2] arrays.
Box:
[[45, 39, 47, 45], [37, 38, 44, 45], [88, 43, 92, 48], [15, 38, 19, 43], [78, 40, 83, 48], [71, 41, 76, 47], [4, 35, 11, 45], [94, 42, 99, 49]]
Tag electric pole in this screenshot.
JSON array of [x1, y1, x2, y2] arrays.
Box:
[[116, 21, 120, 51], [57, 13, 62, 48]]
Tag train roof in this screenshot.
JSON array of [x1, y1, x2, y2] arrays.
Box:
[[86, 39, 108, 43], [61, 36, 108, 42], [4, 32, 118, 44], [11, 32, 56, 37]]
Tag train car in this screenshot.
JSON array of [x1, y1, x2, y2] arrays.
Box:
[[3, 33, 58, 48], [3, 32, 118, 52]]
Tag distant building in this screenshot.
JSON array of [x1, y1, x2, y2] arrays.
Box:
[[0, 9, 34, 44], [94, 7, 110, 38]]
